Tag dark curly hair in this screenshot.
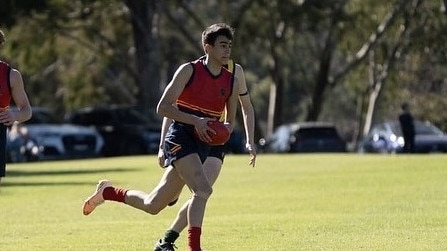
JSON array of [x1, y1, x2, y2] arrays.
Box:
[[201, 23, 234, 47]]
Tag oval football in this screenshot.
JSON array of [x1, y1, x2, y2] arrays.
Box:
[[207, 121, 230, 145]]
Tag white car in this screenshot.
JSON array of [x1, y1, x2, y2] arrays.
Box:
[[7, 107, 104, 162], [358, 121, 447, 153]]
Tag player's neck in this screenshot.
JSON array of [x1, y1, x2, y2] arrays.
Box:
[[203, 56, 222, 76]]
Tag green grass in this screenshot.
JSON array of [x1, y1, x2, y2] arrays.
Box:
[[1, 154, 447, 250]]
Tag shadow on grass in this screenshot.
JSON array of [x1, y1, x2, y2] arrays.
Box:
[[3, 167, 143, 187], [2, 181, 96, 187], [6, 167, 141, 177]]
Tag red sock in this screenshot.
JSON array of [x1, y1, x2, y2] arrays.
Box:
[[187, 227, 202, 251], [102, 187, 127, 203]]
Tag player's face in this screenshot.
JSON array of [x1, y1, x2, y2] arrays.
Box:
[[209, 35, 232, 65]]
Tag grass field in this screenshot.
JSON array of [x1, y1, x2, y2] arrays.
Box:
[[1, 153, 447, 250]]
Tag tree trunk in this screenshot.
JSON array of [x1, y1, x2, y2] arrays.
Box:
[[306, 36, 334, 121], [267, 80, 277, 137], [125, 0, 161, 115], [305, 2, 344, 121], [266, 23, 285, 137]]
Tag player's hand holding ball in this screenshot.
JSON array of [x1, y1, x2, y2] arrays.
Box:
[[194, 119, 230, 146]]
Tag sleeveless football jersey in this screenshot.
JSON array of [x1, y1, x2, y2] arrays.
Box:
[[0, 61, 11, 110], [177, 59, 234, 119]]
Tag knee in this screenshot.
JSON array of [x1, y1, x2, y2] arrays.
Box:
[[142, 200, 165, 215], [194, 185, 213, 200]]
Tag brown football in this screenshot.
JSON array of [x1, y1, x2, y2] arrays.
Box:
[[195, 121, 230, 146]]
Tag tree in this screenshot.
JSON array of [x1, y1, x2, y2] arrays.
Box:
[[2, 0, 447, 143], [124, 0, 161, 114], [358, 0, 418, 139], [2, 1, 139, 115]]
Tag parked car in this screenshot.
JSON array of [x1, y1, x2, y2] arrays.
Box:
[[259, 122, 347, 153], [6, 123, 42, 163], [64, 105, 161, 156], [358, 120, 447, 153], [6, 107, 104, 162], [224, 129, 246, 154]]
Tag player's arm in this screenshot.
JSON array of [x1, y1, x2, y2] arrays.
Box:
[[156, 63, 213, 141], [224, 74, 239, 133], [235, 64, 255, 148], [0, 68, 32, 126], [157, 63, 195, 123], [235, 64, 256, 167]]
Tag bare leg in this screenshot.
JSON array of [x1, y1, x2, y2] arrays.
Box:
[[174, 154, 212, 227], [170, 157, 222, 232], [125, 166, 185, 214]]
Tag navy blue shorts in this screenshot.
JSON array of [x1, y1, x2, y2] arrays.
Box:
[[208, 145, 226, 162], [164, 121, 211, 168]]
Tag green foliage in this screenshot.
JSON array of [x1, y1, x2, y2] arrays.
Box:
[[2, 154, 447, 250], [2, 0, 136, 114], [1, 0, 447, 138], [372, 0, 447, 130]]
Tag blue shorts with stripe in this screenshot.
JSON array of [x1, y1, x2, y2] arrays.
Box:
[[163, 121, 211, 168]]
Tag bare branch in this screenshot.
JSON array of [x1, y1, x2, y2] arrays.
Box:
[[331, 0, 411, 85]]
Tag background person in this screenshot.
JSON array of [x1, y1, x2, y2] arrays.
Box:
[[398, 102, 415, 153], [0, 29, 32, 189]]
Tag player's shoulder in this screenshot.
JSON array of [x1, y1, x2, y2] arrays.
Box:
[[4, 67, 24, 90], [175, 62, 194, 75], [169, 62, 194, 86], [9, 67, 22, 79], [234, 63, 245, 74]]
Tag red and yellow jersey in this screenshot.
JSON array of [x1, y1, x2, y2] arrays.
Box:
[[176, 58, 234, 119], [225, 59, 235, 75], [0, 61, 11, 110]]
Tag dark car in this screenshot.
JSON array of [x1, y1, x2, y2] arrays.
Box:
[[358, 120, 447, 153], [65, 105, 161, 156], [224, 129, 246, 154], [260, 122, 347, 153], [6, 107, 104, 162]]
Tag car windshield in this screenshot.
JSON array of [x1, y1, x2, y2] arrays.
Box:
[[68, 107, 159, 126], [295, 127, 340, 139], [25, 109, 60, 124], [414, 121, 444, 135], [390, 121, 444, 136], [115, 108, 150, 125]]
